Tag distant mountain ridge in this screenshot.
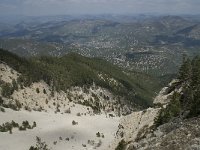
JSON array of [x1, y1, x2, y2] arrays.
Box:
[[0, 15, 200, 76]]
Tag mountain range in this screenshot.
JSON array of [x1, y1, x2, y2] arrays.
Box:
[[1, 15, 200, 76]]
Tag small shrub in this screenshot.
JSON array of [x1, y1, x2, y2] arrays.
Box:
[[65, 108, 71, 114], [19, 126, 26, 131], [24, 106, 31, 111], [36, 88, 40, 94], [29, 146, 38, 150], [96, 132, 101, 137], [11, 120, 19, 128], [53, 141, 57, 145], [0, 97, 3, 105], [32, 121, 37, 128], [15, 100, 22, 109], [0, 122, 13, 133], [29, 136, 51, 150], [76, 112, 81, 116], [0, 107, 5, 112], [1, 83, 14, 98], [72, 120, 78, 125], [82, 144, 86, 147], [115, 139, 127, 150], [22, 120, 31, 129], [43, 89, 47, 94]]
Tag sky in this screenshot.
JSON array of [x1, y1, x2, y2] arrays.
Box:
[[0, 0, 200, 16]]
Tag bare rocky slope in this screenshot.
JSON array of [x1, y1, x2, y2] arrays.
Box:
[[122, 82, 200, 150], [131, 117, 200, 150], [107, 80, 177, 150]]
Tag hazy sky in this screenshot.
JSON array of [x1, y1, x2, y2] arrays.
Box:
[[0, 0, 200, 16]]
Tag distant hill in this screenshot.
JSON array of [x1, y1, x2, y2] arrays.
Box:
[[1, 15, 200, 76]]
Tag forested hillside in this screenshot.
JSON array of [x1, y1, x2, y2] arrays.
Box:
[[0, 48, 162, 108]]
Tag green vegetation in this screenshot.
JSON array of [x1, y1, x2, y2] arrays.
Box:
[[1, 79, 18, 98], [127, 71, 164, 106], [0, 48, 163, 108], [0, 121, 17, 134], [43, 89, 46, 94], [77, 99, 101, 114], [96, 132, 101, 137], [0, 96, 21, 111], [36, 88, 40, 93], [115, 139, 127, 150], [187, 56, 200, 117], [0, 107, 5, 112], [72, 120, 78, 125], [29, 137, 50, 150], [0, 120, 37, 133], [178, 55, 192, 82], [154, 92, 181, 127], [2, 102, 21, 111], [0, 97, 3, 105], [155, 55, 200, 127]]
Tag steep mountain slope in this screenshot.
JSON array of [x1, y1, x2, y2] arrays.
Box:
[[108, 80, 176, 150], [0, 48, 161, 109], [0, 49, 164, 150], [115, 56, 200, 150], [0, 57, 121, 150]]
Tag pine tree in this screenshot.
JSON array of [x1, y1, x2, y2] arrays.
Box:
[[189, 85, 200, 117], [191, 56, 200, 88], [154, 92, 181, 127], [178, 55, 192, 82]]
